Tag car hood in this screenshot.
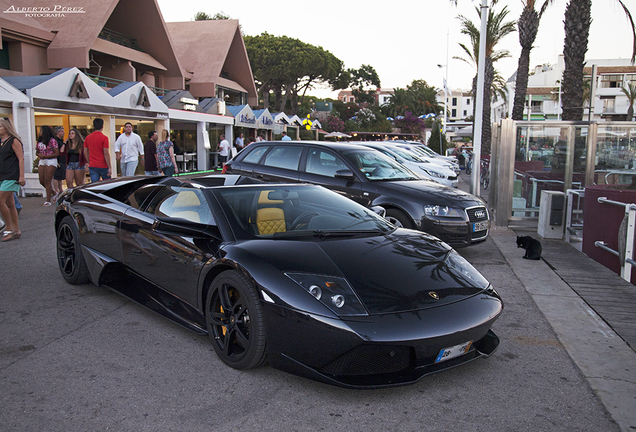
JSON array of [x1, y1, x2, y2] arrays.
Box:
[[237, 229, 490, 314], [374, 180, 482, 207]]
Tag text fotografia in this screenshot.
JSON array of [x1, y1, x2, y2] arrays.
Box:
[[3, 5, 86, 17]]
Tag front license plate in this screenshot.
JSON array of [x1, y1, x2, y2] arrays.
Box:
[[473, 220, 488, 232], [435, 341, 473, 363]]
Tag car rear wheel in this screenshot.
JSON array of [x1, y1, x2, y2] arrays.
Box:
[[56, 215, 90, 284], [385, 209, 413, 229], [205, 270, 267, 370]]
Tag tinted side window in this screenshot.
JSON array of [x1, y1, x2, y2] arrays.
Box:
[[305, 148, 349, 177], [242, 146, 270, 164], [125, 185, 161, 209], [147, 187, 214, 225], [263, 146, 303, 170]]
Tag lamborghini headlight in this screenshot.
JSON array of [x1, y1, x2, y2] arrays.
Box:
[[424, 205, 462, 218], [285, 273, 368, 316]]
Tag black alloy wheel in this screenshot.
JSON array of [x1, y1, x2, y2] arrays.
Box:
[[205, 270, 267, 370], [56, 215, 90, 284]]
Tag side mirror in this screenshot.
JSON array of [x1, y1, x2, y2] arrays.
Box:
[[370, 206, 386, 218], [153, 217, 221, 239], [334, 169, 356, 180]]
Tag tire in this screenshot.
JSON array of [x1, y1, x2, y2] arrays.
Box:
[[56, 215, 90, 284], [205, 270, 267, 370], [482, 174, 490, 190], [385, 209, 414, 229]]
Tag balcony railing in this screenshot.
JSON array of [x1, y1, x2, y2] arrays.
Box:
[[86, 73, 170, 96], [98, 28, 143, 52]]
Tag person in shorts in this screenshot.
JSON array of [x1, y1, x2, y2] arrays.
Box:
[[36, 125, 59, 206], [65, 128, 87, 188], [0, 117, 25, 241], [52, 126, 66, 199]]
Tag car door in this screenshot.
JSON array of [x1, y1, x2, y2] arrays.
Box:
[[120, 186, 216, 307], [301, 147, 369, 207]]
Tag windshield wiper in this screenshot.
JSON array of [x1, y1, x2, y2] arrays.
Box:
[[313, 229, 385, 238]]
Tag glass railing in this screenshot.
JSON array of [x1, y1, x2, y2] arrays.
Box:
[[85, 73, 170, 96], [98, 28, 143, 52]]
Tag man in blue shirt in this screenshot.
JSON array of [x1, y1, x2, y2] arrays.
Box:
[[281, 131, 292, 141]]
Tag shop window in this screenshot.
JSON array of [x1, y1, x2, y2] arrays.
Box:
[[531, 101, 542, 113]]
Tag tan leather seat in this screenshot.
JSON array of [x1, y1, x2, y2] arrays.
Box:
[[256, 190, 286, 234]]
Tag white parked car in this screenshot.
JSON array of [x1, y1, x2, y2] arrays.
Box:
[[392, 141, 461, 173], [359, 143, 459, 188]]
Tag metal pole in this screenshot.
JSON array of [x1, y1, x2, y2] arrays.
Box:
[[444, 28, 449, 137], [471, 0, 488, 197], [589, 65, 597, 123]]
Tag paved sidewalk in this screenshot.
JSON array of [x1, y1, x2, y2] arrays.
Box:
[[459, 169, 636, 431]]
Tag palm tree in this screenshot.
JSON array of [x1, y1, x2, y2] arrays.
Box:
[[456, 5, 516, 154], [622, 83, 636, 120], [385, 88, 412, 118], [511, 1, 556, 120], [561, 0, 635, 121]]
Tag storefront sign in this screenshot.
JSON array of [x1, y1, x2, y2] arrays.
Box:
[[137, 87, 151, 107], [179, 97, 198, 111], [238, 113, 256, 124], [68, 73, 89, 99]]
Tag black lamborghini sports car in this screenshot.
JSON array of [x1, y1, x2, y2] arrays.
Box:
[[54, 174, 503, 388]]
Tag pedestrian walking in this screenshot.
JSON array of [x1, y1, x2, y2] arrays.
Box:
[[0, 117, 25, 241], [65, 128, 87, 188], [115, 122, 144, 176], [217, 134, 230, 165], [83, 118, 112, 182], [144, 130, 160, 175], [52, 126, 66, 198], [157, 129, 178, 177], [36, 125, 59, 206], [235, 132, 244, 151], [281, 131, 291, 141]]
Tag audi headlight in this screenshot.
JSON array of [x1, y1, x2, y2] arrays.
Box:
[[424, 205, 462, 218], [422, 168, 445, 178], [285, 273, 368, 316]]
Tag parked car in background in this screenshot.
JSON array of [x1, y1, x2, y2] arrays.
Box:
[[392, 141, 460, 172], [224, 141, 490, 247], [357, 142, 459, 187]]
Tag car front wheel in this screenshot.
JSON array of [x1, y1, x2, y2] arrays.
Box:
[[56, 215, 90, 284], [385, 209, 414, 229], [205, 270, 267, 370]]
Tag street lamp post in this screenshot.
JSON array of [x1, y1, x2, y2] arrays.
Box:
[[437, 29, 450, 155], [438, 64, 448, 155], [471, 0, 489, 197]]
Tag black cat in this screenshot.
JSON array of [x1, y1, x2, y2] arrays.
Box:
[[516, 235, 542, 260]]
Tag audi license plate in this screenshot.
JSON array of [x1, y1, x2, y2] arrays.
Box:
[[472, 220, 488, 232], [435, 341, 473, 363]]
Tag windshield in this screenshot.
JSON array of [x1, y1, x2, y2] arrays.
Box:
[[341, 149, 419, 181], [215, 185, 394, 239], [386, 146, 426, 163]]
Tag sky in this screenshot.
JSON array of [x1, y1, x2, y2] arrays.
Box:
[[156, 0, 635, 99]]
